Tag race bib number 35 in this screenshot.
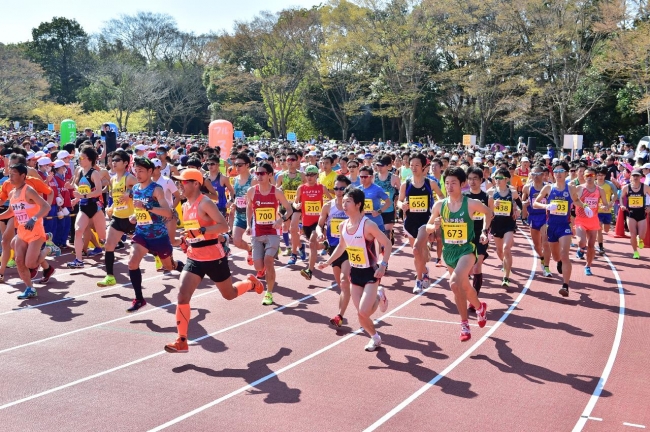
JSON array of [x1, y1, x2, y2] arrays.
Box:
[[550, 200, 568, 216], [346, 246, 367, 268], [409, 195, 428, 212], [255, 207, 275, 225], [135, 208, 152, 225], [305, 201, 321, 216], [443, 222, 467, 244]]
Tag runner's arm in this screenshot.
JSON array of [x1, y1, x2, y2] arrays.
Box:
[[533, 184, 552, 209], [397, 182, 408, 211], [315, 201, 331, 240], [276, 188, 293, 221], [468, 198, 493, 235], [148, 187, 172, 218], [25, 186, 51, 220], [317, 224, 346, 269], [425, 200, 443, 233], [200, 198, 229, 235]]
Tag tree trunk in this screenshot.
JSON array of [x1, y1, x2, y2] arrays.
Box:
[[550, 112, 560, 147], [479, 116, 488, 147], [381, 116, 386, 142]]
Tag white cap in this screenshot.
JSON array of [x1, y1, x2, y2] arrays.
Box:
[[642, 163, 650, 169], [542, 154, 550, 159], [151, 158, 162, 168], [521, 157, 530, 162], [444, 153, 450, 158], [308, 151, 318, 157], [57, 150, 71, 159], [135, 144, 148, 151], [473, 156, 483, 164], [27, 151, 36, 160], [495, 152, 504, 159], [53, 160, 66, 169], [451, 155, 459, 161], [34, 151, 45, 159], [475, 152, 482, 157], [46, 142, 57, 149], [256, 151, 269, 160], [37, 157, 52, 166], [552, 157, 559, 163]]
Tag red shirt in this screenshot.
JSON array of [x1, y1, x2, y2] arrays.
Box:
[[251, 185, 279, 236], [300, 183, 325, 226]]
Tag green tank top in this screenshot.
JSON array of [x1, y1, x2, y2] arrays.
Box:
[[440, 195, 475, 258], [282, 171, 302, 191]]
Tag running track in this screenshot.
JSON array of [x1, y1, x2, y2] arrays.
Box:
[[0, 226, 647, 431]]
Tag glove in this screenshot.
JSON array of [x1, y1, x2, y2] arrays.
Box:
[[24, 219, 35, 231], [547, 202, 558, 212], [584, 206, 594, 218]]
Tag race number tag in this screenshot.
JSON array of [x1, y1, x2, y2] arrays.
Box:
[[183, 219, 200, 231], [346, 246, 367, 268], [409, 195, 428, 212], [472, 212, 485, 220], [364, 199, 374, 213], [255, 207, 275, 225], [330, 218, 344, 238], [235, 196, 246, 209], [284, 190, 296, 202], [13, 208, 29, 226], [629, 196, 643, 208], [78, 185, 91, 195], [443, 222, 468, 244], [135, 208, 152, 225], [494, 200, 512, 216], [305, 201, 321, 216], [550, 200, 568, 216]]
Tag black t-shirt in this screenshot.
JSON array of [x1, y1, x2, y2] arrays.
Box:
[[101, 130, 117, 153], [606, 164, 619, 182]]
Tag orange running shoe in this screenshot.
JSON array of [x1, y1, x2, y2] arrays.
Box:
[[247, 274, 264, 294], [164, 336, 189, 353]]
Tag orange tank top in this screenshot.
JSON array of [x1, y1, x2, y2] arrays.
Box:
[[182, 196, 225, 262], [10, 184, 46, 242]]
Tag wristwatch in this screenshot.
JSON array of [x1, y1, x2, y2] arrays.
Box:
[[199, 227, 206, 235], [378, 209, 383, 214], [31, 216, 38, 222]]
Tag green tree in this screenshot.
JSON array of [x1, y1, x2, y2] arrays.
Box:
[[0, 44, 49, 118]]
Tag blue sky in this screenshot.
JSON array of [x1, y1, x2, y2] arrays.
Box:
[[1, 0, 323, 44]]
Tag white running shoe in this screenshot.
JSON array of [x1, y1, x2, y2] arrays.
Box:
[[378, 286, 388, 312], [413, 280, 423, 294], [364, 335, 382, 352]]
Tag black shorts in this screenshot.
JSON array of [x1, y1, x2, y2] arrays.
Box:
[[626, 209, 647, 222], [80, 200, 100, 219], [303, 222, 317, 239], [381, 211, 396, 225], [110, 216, 136, 234], [473, 237, 489, 259], [328, 245, 349, 268], [404, 215, 428, 238], [350, 266, 379, 287], [0, 206, 12, 224], [491, 219, 516, 239], [184, 257, 231, 283]]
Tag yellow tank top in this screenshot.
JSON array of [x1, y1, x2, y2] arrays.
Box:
[[111, 174, 134, 218]]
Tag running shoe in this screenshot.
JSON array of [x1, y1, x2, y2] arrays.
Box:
[[66, 259, 84, 269], [584, 266, 593, 276], [413, 280, 423, 294], [17, 287, 37, 299], [97, 275, 117, 287], [45, 232, 54, 246], [164, 336, 189, 353], [287, 254, 298, 265], [247, 274, 264, 294], [576, 248, 584, 260], [559, 284, 569, 297], [329, 314, 343, 327], [30, 268, 38, 279], [460, 322, 471, 342], [501, 277, 509, 288], [282, 247, 292, 257], [435, 257, 444, 267], [38, 266, 55, 284], [114, 241, 125, 251], [597, 246, 605, 255], [87, 247, 103, 257], [262, 291, 273, 306], [422, 269, 431, 288], [126, 298, 147, 313], [476, 302, 488, 328], [364, 335, 382, 352], [639, 237, 645, 249], [121, 233, 128, 242], [299, 244, 307, 261], [155, 255, 163, 271], [47, 244, 62, 257], [320, 249, 328, 256], [256, 269, 266, 279], [7, 259, 16, 268], [557, 261, 563, 274], [300, 268, 313, 280], [543, 266, 552, 277], [377, 286, 388, 312], [247, 251, 254, 266], [633, 251, 640, 259]]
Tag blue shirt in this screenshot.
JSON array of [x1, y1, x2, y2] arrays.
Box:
[[360, 183, 388, 229]]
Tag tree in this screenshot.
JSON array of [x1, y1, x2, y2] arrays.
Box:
[[156, 66, 209, 133], [28, 17, 90, 104], [0, 44, 49, 118]]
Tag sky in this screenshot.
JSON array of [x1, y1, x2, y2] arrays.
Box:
[[0, 0, 323, 44]]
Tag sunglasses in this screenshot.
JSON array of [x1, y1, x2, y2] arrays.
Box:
[[494, 176, 506, 180], [553, 169, 566, 173], [181, 180, 197, 185], [569, 169, 576, 173], [585, 173, 595, 177], [286, 158, 297, 162], [255, 171, 269, 176], [333, 187, 346, 191], [234, 163, 246, 167], [111, 159, 124, 163], [359, 175, 370, 179], [207, 162, 217, 166], [79, 156, 87, 160]]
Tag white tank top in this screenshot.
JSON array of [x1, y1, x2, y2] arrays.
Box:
[[160, 164, 171, 178], [341, 216, 376, 269]]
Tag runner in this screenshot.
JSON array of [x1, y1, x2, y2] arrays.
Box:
[[204, 154, 235, 217], [521, 164, 552, 276], [276, 152, 305, 257], [245, 162, 294, 306], [358, 166, 390, 233], [164, 168, 263, 353], [231, 152, 257, 265], [426, 166, 491, 341], [373, 156, 401, 243], [620, 170, 650, 259], [574, 166, 608, 275], [317, 187, 392, 351], [595, 165, 618, 255], [464, 166, 490, 301], [316, 175, 351, 327]]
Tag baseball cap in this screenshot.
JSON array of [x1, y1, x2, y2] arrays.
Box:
[[46, 142, 57, 149], [256, 151, 269, 160], [451, 155, 459, 161], [473, 156, 482, 164], [631, 169, 643, 176], [151, 158, 162, 168], [53, 160, 66, 169], [542, 155, 550, 159], [27, 151, 36, 160], [364, 153, 373, 159], [37, 157, 52, 166], [135, 144, 148, 151], [172, 168, 204, 184], [521, 157, 530, 162], [34, 151, 45, 159], [495, 152, 503, 159], [179, 155, 189, 166], [147, 151, 156, 159], [57, 150, 71, 159], [305, 165, 319, 175], [376, 156, 392, 166], [308, 151, 318, 157], [641, 162, 650, 169]]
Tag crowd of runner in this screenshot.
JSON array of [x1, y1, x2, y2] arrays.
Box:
[[1, 128, 649, 351]]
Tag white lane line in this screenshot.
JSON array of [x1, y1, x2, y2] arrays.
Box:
[[572, 254, 625, 432], [149, 278, 447, 430], [623, 423, 646, 429], [389, 315, 493, 328], [363, 229, 537, 432]]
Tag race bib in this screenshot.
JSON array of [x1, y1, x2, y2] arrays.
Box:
[[364, 199, 374, 213], [305, 201, 321, 216], [255, 207, 275, 225], [494, 200, 512, 216], [629, 196, 643, 208], [472, 212, 485, 220], [550, 200, 568, 216], [409, 195, 428, 212], [235, 196, 246, 208], [78, 185, 91, 195], [14, 209, 29, 226], [584, 197, 598, 210], [184, 219, 200, 231], [443, 222, 468, 244], [346, 246, 367, 268], [284, 190, 296, 202], [330, 218, 344, 238], [135, 208, 152, 225]]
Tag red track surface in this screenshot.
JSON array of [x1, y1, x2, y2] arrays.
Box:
[[0, 226, 647, 431]]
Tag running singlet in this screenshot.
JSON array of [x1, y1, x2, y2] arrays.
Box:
[[405, 179, 433, 217], [78, 168, 98, 206], [281, 172, 302, 203], [251, 185, 280, 236], [234, 176, 252, 214], [627, 184, 646, 220], [10, 184, 46, 242], [326, 199, 348, 246], [464, 190, 488, 234], [493, 188, 514, 218], [133, 182, 166, 239], [111, 174, 134, 218], [527, 184, 547, 217], [575, 186, 600, 230], [300, 184, 325, 226], [546, 185, 573, 225], [318, 171, 337, 192], [341, 217, 377, 269], [440, 196, 475, 266], [208, 173, 227, 209], [374, 172, 396, 212], [182, 196, 225, 261]]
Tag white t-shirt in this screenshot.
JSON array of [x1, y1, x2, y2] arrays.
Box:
[[155, 175, 178, 207]]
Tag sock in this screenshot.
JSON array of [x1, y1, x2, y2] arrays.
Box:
[[105, 251, 115, 276], [473, 273, 483, 294], [372, 333, 381, 341], [129, 268, 143, 300], [282, 232, 290, 247], [234, 279, 254, 296], [598, 242, 603, 249], [176, 303, 190, 338]]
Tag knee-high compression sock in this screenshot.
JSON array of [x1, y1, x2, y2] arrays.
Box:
[[473, 273, 483, 294], [105, 251, 115, 276], [282, 232, 290, 247], [176, 303, 190, 338], [129, 268, 143, 300]]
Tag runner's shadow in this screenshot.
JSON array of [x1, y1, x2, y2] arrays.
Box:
[[130, 308, 210, 334], [375, 333, 450, 360], [503, 311, 594, 337], [278, 299, 332, 326], [370, 350, 477, 398], [172, 347, 300, 404], [471, 337, 612, 396], [12, 283, 87, 322], [421, 292, 458, 315]]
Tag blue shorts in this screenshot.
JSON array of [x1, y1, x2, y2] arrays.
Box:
[[132, 234, 173, 259], [547, 223, 572, 243], [234, 213, 247, 230], [598, 213, 612, 225], [528, 214, 547, 231]]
